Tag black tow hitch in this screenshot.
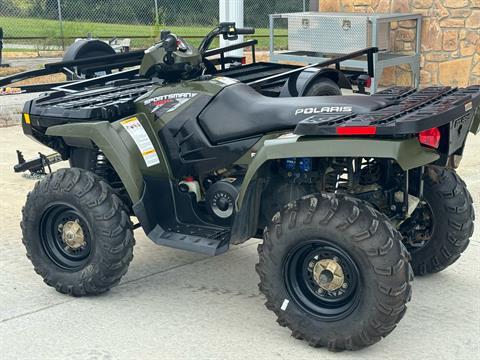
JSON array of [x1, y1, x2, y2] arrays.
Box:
[[14, 150, 63, 175]]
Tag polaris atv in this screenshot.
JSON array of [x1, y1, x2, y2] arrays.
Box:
[[18, 23, 480, 351]]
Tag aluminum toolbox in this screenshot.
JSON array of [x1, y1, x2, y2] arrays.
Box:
[[287, 13, 389, 54], [269, 12, 422, 93]]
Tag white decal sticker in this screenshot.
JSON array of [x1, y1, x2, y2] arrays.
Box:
[[278, 132, 297, 139], [281, 299, 289, 311], [120, 117, 160, 167], [211, 76, 239, 86]]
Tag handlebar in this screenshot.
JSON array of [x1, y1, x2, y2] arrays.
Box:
[[198, 23, 256, 56], [145, 23, 256, 65], [236, 27, 255, 35], [142, 23, 256, 78]]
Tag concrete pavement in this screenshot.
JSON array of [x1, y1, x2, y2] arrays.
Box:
[[0, 125, 479, 360], [0, 57, 62, 126]]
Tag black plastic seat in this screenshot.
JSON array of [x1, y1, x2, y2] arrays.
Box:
[[198, 83, 393, 144]]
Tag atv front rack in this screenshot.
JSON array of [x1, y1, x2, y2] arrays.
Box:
[[294, 85, 480, 136], [26, 79, 153, 123]]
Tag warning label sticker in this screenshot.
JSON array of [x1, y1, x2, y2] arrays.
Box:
[[120, 117, 160, 167]]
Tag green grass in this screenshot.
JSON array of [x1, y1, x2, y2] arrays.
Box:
[[1, 16, 286, 50]]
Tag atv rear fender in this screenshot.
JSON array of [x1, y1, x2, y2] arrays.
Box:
[[238, 135, 439, 207], [230, 135, 439, 244], [45, 114, 164, 203]]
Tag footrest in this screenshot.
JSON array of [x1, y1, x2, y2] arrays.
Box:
[[149, 223, 230, 256]]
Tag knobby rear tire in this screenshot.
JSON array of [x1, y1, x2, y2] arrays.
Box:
[[256, 193, 413, 351]]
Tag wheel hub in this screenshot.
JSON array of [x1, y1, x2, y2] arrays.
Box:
[[60, 220, 86, 250], [284, 239, 361, 321], [313, 258, 345, 291]]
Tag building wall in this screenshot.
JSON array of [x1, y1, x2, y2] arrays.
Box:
[[318, 0, 479, 86]]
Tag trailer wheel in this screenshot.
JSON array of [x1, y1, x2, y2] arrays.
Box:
[[257, 194, 412, 351], [21, 168, 134, 296], [401, 166, 474, 275], [304, 77, 342, 96]]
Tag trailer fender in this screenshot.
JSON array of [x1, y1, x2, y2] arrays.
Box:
[[63, 39, 116, 79], [45, 117, 156, 203], [280, 68, 352, 97], [63, 39, 116, 62]]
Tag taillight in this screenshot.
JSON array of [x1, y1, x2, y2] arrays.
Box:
[[336, 126, 377, 135], [365, 77, 372, 88], [357, 74, 371, 88], [241, 56, 246, 64], [418, 127, 441, 149]]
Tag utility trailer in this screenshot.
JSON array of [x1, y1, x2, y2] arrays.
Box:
[[1, 37, 375, 97], [203, 40, 375, 96]]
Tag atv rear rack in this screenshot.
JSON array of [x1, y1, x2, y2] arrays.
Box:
[[294, 85, 480, 136]]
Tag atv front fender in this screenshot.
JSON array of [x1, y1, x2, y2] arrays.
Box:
[[237, 135, 439, 209], [46, 121, 145, 203]]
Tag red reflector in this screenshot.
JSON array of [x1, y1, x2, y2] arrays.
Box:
[[418, 127, 441, 149], [365, 77, 372, 88], [336, 126, 377, 135]]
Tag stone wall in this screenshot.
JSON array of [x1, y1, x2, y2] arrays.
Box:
[[318, 0, 479, 87]]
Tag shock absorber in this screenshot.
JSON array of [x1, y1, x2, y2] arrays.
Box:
[[325, 158, 354, 193], [95, 151, 121, 188], [95, 151, 109, 179]]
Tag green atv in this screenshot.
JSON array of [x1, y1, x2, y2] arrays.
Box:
[[18, 24, 479, 351]]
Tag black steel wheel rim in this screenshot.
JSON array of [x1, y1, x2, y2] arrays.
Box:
[[283, 239, 361, 321], [40, 203, 92, 271]]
